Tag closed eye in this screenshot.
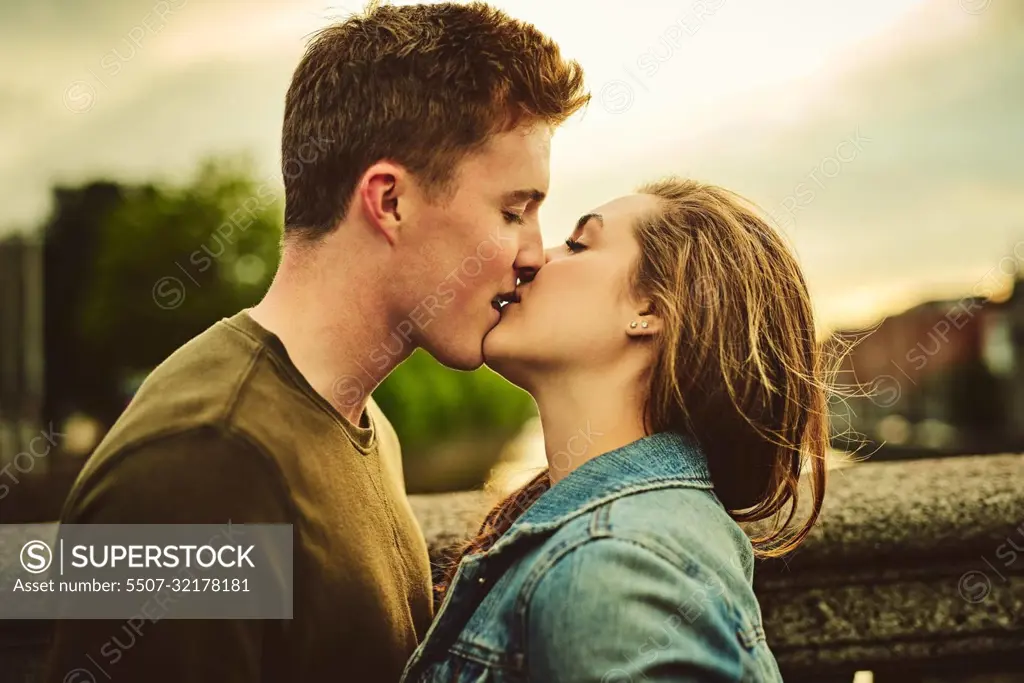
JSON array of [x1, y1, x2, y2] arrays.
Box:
[[565, 237, 587, 253], [502, 210, 525, 225]]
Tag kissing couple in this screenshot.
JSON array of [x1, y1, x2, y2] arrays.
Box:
[[48, 3, 829, 682]]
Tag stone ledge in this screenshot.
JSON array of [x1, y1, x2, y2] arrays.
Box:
[[408, 489, 496, 555], [411, 454, 1024, 570]]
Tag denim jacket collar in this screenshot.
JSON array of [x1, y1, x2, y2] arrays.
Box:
[[488, 431, 713, 557]]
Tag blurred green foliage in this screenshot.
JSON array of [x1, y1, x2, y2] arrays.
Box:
[[78, 156, 281, 372], [373, 349, 536, 457], [61, 156, 535, 484]]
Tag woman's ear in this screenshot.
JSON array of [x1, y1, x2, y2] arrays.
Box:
[[625, 302, 662, 337]]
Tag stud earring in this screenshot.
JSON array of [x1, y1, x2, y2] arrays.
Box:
[[641, 321, 649, 329], [629, 321, 638, 329]]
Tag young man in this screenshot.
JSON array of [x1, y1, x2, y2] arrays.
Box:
[[45, 3, 588, 682]]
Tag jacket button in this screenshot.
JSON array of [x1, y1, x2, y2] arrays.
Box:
[[477, 577, 486, 584]]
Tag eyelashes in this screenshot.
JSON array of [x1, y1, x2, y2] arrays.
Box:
[[565, 237, 587, 253], [502, 210, 525, 225]]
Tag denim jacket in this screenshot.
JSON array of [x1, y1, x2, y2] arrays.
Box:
[[400, 432, 784, 683]]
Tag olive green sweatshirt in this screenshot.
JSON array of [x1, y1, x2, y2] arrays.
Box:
[[46, 311, 433, 683]]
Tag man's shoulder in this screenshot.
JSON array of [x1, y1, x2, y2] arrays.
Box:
[[100, 316, 259, 441], [61, 424, 292, 523], [64, 316, 305, 516], [95, 313, 321, 463]]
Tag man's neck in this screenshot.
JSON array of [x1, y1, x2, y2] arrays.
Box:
[[248, 242, 411, 425]]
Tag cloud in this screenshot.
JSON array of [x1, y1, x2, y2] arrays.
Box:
[[538, 0, 1024, 327], [0, 0, 1020, 329]]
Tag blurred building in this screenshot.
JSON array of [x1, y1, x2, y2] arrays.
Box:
[[1, 183, 122, 474], [42, 182, 121, 429], [831, 274, 1024, 455], [0, 234, 45, 470]]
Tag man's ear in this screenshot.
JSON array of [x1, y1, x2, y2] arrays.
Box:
[[357, 161, 407, 246]]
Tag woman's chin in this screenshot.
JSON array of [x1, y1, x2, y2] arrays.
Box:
[[482, 324, 526, 379], [482, 328, 512, 368]]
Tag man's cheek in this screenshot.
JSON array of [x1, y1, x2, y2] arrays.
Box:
[[433, 267, 482, 313], [477, 226, 515, 262]]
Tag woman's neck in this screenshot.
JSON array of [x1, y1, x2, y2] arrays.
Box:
[[531, 372, 649, 485]]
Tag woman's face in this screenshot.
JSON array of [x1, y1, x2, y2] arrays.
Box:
[[483, 193, 661, 384]]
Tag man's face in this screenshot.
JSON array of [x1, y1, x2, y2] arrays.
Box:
[[393, 123, 551, 370]]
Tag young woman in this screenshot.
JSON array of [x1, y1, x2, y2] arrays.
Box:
[[401, 177, 832, 682]]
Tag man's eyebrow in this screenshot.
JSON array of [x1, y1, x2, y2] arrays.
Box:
[[504, 189, 546, 204], [575, 213, 603, 233]]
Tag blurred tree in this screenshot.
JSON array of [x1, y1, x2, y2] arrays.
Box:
[[73, 156, 280, 425], [374, 350, 533, 452]]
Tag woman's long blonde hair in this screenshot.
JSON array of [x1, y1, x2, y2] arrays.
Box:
[[437, 177, 835, 600]]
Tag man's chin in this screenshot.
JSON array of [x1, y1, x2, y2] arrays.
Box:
[[420, 330, 486, 371], [439, 348, 485, 372]]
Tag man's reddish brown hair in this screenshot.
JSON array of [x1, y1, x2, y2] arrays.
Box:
[[281, 1, 589, 238]]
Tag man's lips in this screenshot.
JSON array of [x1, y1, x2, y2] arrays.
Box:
[[491, 290, 520, 311]]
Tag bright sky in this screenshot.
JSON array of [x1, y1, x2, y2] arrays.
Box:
[[1, 0, 1021, 331]]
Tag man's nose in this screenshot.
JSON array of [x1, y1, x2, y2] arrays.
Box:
[[514, 223, 545, 282]]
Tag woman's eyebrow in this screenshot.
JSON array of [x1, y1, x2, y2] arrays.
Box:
[[575, 213, 604, 234]]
